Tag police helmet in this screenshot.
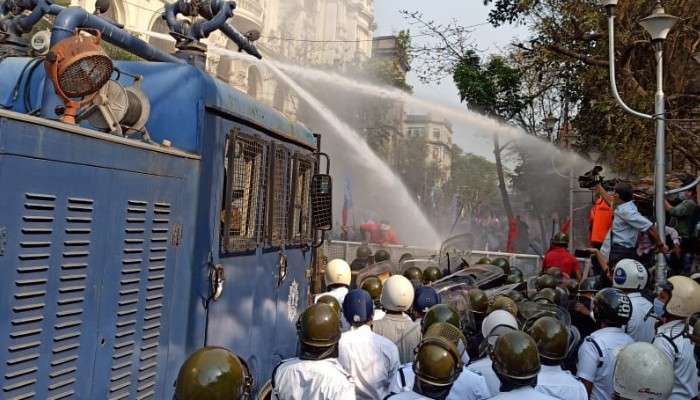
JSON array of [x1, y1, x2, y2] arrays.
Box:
[[614, 342, 674, 400], [613, 259, 648, 291], [374, 249, 391, 263], [342, 289, 374, 325], [403, 266, 423, 283], [468, 288, 489, 315], [527, 316, 568, 362], [359, 276, 382, 304], [297, 303, 342, 347], [413, 336, 463, 388], [492, 258, 511, 275], [535, 274, 556, 291], [593, 288, 632, 327], [175, 347, 253, 400], [422, 304, 461, 334], [381, 275, 415, 312], [316, 295, 341, 316], [423, 266, 442, 284], [356, 244, 372, 260], [490, 331, 541, 381], [488, 296, 518, 317], [413, 286, 441, 314]]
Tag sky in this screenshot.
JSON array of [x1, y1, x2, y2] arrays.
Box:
[[374, 1, 530, 160]]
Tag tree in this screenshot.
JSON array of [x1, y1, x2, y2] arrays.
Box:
[[483, 0, 700, 174]]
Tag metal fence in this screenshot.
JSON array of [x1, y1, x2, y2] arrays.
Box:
[[322, 240, 590, 280]]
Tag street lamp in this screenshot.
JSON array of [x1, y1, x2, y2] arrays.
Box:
[[604, 0, 679, 284]]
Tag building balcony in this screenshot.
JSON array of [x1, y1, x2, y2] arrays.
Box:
[[232, 0, 264, 34]]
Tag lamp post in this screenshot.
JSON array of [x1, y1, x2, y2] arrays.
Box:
[[603, 0, 679, 284]]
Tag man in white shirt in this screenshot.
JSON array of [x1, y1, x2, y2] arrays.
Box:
[[488, 331, 558, 400], [653, 276, 700, 400], [272, 303, 356, 400], [467, 309, 519, 395], [315, 259, 351, 304], [339, 289, 400, 400], [576, 288, 634, 400], [612, 259, 656, 342], [386, 335, 463, 400], [527, 316, 587, 400], [388, 322, 490, 400]]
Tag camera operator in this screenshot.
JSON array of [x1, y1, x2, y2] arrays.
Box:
[[594, 182, 667, 267]]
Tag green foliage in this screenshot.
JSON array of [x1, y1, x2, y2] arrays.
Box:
[[445, 145, 500, 208], [453, 52, 524, 119]]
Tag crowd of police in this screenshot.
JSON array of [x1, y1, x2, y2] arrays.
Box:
[[169, 235, 700, 400]]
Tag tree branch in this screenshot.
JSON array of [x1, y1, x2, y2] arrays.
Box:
[[543, 43, 609, 67]]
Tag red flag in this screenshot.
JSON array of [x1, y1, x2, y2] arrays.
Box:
[[561, 218, 571, 235], [507, 217, 518, 253]]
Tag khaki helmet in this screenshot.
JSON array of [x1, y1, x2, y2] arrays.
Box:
[[356, 244, 372, 260], [413, 336, 463, 387], [506, 273, 524, 285], [476, 257, 492, 265], [325, 259, 351, 286], [565, 279, 579, 294], [666, 276, 700, 318], [468, 288, 489, 315], [492, 258, 511, 275], [403, 266, 423, 282], [316, 295, 341, 316], [491, 330, 541, 380], [545, 267, 563, 284], [374, 249, 391, 263], [423, 266, 443, 284], [504, 290, 525, 303], [488, 296, 518, 317], [535, 274, 556, 291], [297, 303, 341, 347], [534, 288, 560, 305], [175, 347, 253, 400], [551, 232, 569, 246], [614, 342, 674, 400], [380, 275, 415, 312], [424, 321, 468, 350], [360, 276, 383, 304], [422, 304, 461, 334], [527, 316, 568, 362]]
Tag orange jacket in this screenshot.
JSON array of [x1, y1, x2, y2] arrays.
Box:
[[590, 197, 613, 245]]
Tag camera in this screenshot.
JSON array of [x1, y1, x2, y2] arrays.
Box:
[[579, 166, 615, 191]]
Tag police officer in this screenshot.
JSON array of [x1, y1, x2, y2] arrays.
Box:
[[612, 259, 655, 342], [375, 249, 391, 263], [476, 257, 492, 265], [467, 309, 519, 396], [576, 288, 634, 400], [316, 295, 342, 316], [527, 317, 587, 400], [373, 275, 418, 363], [652, 276, 700, 400], [492, 257, 511, 275], [175, 347, 253, 400], [316, 258, 351, 304], [533, 288, 560, 306], [351, 245, 372, 287], [272, 303, 355, 399], [389, 323, 491, 400], [339, 289, 399, 400], [488, 331, 558, 399], [411, 286, 441, 322], [613, 342, 674, 400], [466, 288, 489, 359], [535, 274, 557, 291], [386, 334, 464, 400], [422, 266, 442, 285], [360, 275, 385, 320], [487, 296, 518, 317], [404, 266, 424, 288]]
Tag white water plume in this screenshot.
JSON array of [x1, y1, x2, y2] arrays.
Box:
[[134, 30, 443, 247]]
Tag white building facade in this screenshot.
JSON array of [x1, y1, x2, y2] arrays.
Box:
[[404, 113, 453, 186], [72, 0, 375, 120]]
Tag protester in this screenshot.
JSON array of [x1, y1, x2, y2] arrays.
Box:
[[359, 220, 400, 245], [665, 182, 698, 273], [542, 233, 581, 280]]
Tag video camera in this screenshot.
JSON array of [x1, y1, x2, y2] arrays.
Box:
[[578, 166, 615, 191]]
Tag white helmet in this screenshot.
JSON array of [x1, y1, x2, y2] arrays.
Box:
[[325, 259, 351, 287], [666, 276, 700, 318], [613, 259, 648, 290], [481, 309, 518, 346], [380, 275, 415, 312], [614, 342, 674, 400]]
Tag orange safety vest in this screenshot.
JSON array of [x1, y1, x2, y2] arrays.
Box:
[[590, 197, 613, 244]]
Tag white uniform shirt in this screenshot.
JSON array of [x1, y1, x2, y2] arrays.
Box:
[[576, 327, 634, 400], [389, 362, 492, 400], [536, 364, 587, 400], [338, 324, 400, 400], [467, 357, 500, 396], [653, 320, 699, 400], [489, 387, 560, 400], [623, 292, 656, 343], [374, 308, 386, 321], [272, 357, 356, 400], [315, 286, 349, 305]]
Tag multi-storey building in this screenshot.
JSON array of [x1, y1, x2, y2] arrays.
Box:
[[404, 113, 454, 187]]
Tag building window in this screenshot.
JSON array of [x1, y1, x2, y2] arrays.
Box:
[[222, 129, 268, 253], [432, 148, 439, 160], [433, 128, 440, 140]]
